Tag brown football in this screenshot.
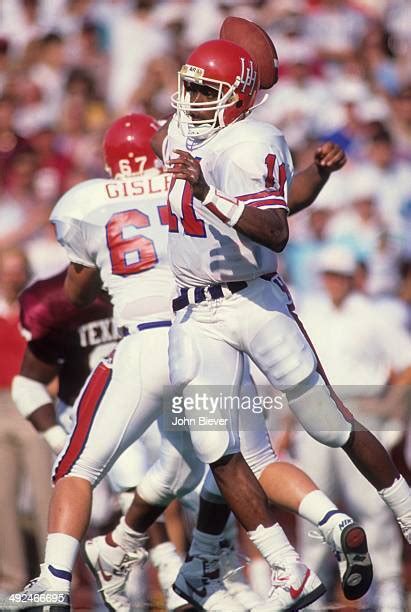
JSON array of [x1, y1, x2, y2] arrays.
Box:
[[220, 16, 279, 89]]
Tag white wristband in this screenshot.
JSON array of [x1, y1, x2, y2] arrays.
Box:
[[203, 186, 245, 227], [42, 425, 67, 455], [11, 375, 53, 418]]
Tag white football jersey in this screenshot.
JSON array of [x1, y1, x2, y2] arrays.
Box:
[[164, 115, 294, 288], [51, 173, 175, 328]]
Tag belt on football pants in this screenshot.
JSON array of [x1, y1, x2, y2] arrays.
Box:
[[119, 320, 172, 337], [172, 273, 276, 312]]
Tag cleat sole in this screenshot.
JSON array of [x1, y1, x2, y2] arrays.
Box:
[[340, 524, 373, 600]]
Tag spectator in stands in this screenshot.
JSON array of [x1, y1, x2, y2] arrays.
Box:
[[29, 32, 67, 122], [296, 245, 411, 610], [359, 128, 411, 257], [0, 150, 51, 251], [106, 0, 169, 113], [390, 83, 411, 160], [0, 94, 32, 187], [0, 247, 52, 596]]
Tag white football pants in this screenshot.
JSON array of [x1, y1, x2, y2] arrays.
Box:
[[53, 327, 204, 504], [55, 399, 159, 493], [169, 276, 353, 464]]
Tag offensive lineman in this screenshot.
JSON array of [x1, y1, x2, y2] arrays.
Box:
[[11, 270, 183, 608], [163, 38, 411, 610]]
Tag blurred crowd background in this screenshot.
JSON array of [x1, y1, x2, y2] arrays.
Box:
[[0, 0, 411, 285], [1, 0, 411, 609]]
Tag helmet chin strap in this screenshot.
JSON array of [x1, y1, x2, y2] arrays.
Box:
[[185, 119, 215, 139], [217, 107, 226, 128], [249, 92, 270, 113], [215, 90, 270, 129]]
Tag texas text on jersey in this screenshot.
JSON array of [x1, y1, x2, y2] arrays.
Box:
[[19, 270, 118, 406]]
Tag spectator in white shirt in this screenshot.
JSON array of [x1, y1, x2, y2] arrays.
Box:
[[106, 0, 169, 113], [295, 245, 411, 610]]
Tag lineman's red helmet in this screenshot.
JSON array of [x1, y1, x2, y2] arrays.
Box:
[[171, 39, 260, 139], [103, 113, 161, 178]]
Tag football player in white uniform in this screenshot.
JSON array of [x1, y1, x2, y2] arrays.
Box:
[[164, 38, 411, 610], [10, 271, 173, 607]]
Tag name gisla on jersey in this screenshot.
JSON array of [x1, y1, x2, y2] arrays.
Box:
[[104, 173, 171, 201], [51, 173, 175, 326]]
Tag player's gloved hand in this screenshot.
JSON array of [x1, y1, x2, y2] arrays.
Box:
[[314, 142, 346, 177]]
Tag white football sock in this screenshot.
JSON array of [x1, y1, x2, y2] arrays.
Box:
[[298, 490, 339, 525], [379, 475, 411, 518], [150, 541, 181, 567], [248, 523, 299, 567], [248, 557, 272, 599], [44, 533, 79, 590], [299, 490, 353, 549], [150, 542, 182, 592], [111, 516, 148, 553]]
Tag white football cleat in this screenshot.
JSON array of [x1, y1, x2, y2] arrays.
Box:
[[220, 540, 264, 608], [84, 534, 148, 611], [397, 511, 411, 543], [0, 564, 70, 611], [334, 522, 373, 600], [251, 562, 325, 611], [318, 518, 373, 600], [173, 553, 247, 610]]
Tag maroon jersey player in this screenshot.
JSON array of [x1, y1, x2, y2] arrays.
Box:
[[12, 270, 119, 454]]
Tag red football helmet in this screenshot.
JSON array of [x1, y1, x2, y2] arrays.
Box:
[[171, 39, 260, 139], [103, 113, 161, 179]]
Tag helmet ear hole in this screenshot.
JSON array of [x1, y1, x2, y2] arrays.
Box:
[[235, 100, 242, 108]]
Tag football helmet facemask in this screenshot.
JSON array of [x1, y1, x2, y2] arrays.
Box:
[[171, 39, 260, 139], [103, 113, 161, 179]]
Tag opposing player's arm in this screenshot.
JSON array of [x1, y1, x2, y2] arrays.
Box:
[[168, 149, 289, 252], [288, 142, 346, 215], [65, 262, 102, 307], [12, 348, 66, 454]]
